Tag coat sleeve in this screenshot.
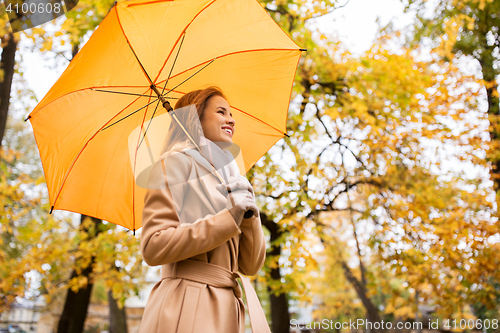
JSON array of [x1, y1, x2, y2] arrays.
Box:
[[237, 212, 266, 276], [140, 152, 242, 267]]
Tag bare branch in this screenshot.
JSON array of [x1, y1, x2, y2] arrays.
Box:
[[304, 0, 351, 21]]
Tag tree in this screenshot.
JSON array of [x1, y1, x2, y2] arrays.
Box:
[[250, 1, 499, 328], [252, 1, 340, 331], [0, 90, 144, 328], [0, 4, 19, 148], [21, 2, 136, 332], [402, 0, 500, 318], [0, 61, 74, 313], [1, 3, 143, 332]]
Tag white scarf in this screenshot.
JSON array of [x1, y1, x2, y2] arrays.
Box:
[[167, 137, 240, 183]]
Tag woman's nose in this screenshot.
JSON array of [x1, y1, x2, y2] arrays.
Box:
[[227, 116, 235, 126]]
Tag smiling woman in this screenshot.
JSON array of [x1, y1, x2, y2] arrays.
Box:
[[138, 86, 269, 333]]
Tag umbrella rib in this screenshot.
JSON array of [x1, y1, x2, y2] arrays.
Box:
[[29, 85, 162, 120], [135, 33, 187, 150], [230, 104, 288, 137], [131, 96, 159, 218], [161, 32, 186, 95], [101, 98, 160, 131], [136, 98, 162, 150], [162, 58, 216, 97], [156, 47, 301, 85], [91, 88, 178, 98], [95, 117, 131, 227], [126, 0, 175, 8], [115, 4, 155, 87], [153, 0, 218, 83]]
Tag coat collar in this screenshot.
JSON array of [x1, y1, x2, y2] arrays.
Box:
[[184, 148, 216, 176], [161, 139, 215, 176], [164, 138, 241, 183], [183, 148, 239, 184]]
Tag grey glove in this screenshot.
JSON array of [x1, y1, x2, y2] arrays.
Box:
[[216, 176, 258, 226]]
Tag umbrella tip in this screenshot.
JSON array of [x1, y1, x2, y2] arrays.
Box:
[[284, 132, 290, 138], [133, 229, 136, 236], [24, 115, 31, 122], [106, 1, 117, 15], [49, 206, 54, 214], [300, 48, 307, 52]]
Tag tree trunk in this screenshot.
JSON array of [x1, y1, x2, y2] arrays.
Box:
[[338, 259, 384, 333], [0, 32, 18, 147], [57, 215, 103, 333], [108, 289, 128, 333], [317, 231, 385, 333], [415, 289, 422, 333], [261, 213, 290, 333], [480, 46, 500, 212]]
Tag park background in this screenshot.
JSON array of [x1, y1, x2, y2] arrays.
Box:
[[1, 0, 499, 332]]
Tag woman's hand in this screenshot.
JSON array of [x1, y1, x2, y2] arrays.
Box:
[[216, 176, 259, 226]]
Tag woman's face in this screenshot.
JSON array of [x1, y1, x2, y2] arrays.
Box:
[[200, 95, 235, 149]]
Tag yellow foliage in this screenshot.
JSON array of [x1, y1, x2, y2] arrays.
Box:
[[254, 9, 498, 318]]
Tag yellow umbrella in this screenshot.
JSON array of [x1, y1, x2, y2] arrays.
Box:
[[27, 0, 303, 232]]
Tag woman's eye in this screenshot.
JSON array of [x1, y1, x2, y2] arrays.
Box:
[[218, 110, 224, 114]]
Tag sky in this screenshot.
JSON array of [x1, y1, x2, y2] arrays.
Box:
[[311, 0, 410, 53]]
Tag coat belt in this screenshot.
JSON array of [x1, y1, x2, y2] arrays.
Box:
[[161, 260, 271, 333]]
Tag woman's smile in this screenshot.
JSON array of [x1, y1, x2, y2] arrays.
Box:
[[221, 125, 233, 137]]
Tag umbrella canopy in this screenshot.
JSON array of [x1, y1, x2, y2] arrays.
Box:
[[27, 0, 302, 231]]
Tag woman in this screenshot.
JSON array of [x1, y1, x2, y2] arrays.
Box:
[[138, 86, 269, 333]]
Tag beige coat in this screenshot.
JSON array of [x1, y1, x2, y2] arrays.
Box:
[[138, 147, 268, 333]]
